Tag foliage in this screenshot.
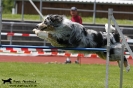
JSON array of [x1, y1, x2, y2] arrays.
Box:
[[2, 0, 14, 13], [2, 14, 133, 25]]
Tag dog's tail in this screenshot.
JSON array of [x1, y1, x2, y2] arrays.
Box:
[[105, 23, 115, 33], [105, 23, 121, 43]]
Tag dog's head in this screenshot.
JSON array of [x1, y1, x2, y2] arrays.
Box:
[[35, 14, 63, 31], [8, 78, 12, 80]]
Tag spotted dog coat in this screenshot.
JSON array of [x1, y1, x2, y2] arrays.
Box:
[[33, 14, 130, 72]]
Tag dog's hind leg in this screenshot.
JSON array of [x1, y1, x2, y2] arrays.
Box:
[[117, 60, 120, 67], [123, 56, 130, 72], [117, 56, 130, 72]]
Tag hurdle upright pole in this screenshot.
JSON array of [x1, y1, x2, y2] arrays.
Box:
[[29, 0, 44, 20], [105, 8, 112, 88], [119, 44, 124, 88], [0, 0, 2, 45]]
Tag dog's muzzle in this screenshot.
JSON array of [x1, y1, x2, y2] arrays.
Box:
[[33, 24, 48, 34], [40, 27, 47, 31], [35, 24, 47, 31]]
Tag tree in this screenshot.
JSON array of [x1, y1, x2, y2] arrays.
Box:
[[2, 0, 14, 13]]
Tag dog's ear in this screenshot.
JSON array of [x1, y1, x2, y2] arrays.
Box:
[[51, 15, 63, 23], [56, 15, 63, 22], [49, 15, 63, 27]]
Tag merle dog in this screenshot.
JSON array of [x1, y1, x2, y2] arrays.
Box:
[[33, 14, 130, 72]]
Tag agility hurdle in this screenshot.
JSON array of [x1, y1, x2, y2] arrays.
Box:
[[1, 32, 36, 37], [107, 8, 133, 88], [0, 45, 107, 57], [0, 45, 107, 58], [0, 45, 107, 51], [0, 0, 2, 45]]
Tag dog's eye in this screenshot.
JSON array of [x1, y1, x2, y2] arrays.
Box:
[[47, 17, 50, 20], [44, 20, 47, 24]]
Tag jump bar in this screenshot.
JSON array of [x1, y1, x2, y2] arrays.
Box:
[[0, 45, 107, 51]]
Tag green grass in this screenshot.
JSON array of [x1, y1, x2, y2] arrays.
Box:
[[2, 14, 133, 26], [0, 62, 133, 88], [2, 14, 40, 21]]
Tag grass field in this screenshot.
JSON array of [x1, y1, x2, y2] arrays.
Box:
[[0, 62, 133, 88], [2, 14, 133, 26]]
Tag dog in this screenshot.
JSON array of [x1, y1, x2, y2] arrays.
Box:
[[2, 78, 12, 84], [33, 14, 130, 72]]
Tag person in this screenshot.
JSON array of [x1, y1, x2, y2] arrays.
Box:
[[70, 7, 82, 24], [65, 7, 83, 64]]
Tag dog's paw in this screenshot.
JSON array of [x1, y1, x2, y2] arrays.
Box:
[[37, 31, 49, 39], [33, 29, 40, 34], [33, 28, 36, 32], [126, 65, 130, 72]]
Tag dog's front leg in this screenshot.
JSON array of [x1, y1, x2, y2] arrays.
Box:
[[33, 29, 49, 39]]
